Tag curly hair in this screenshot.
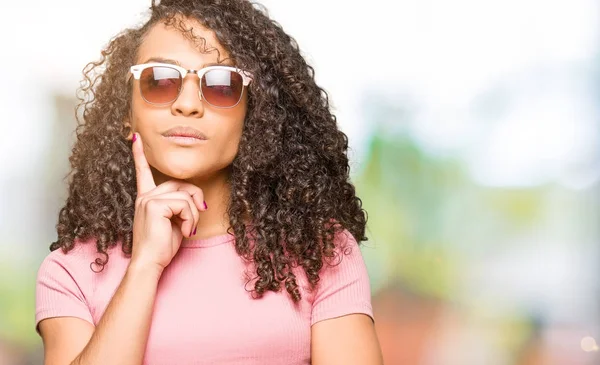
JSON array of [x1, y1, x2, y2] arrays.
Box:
[[51, 0, 367, 302]]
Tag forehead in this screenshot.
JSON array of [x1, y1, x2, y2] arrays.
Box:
[[136, 18, 231, 67]]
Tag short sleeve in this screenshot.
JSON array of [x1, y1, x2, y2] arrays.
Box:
[[310, 230, 374, 326], [35, 247, 95, 333]]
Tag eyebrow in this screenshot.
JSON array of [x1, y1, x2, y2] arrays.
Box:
[[141, 57, 234, 68]]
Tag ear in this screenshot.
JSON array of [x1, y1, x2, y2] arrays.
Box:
[[123, 118, 134, 141]]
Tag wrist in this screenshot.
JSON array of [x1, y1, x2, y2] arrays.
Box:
[[127, 259, 164, 281]]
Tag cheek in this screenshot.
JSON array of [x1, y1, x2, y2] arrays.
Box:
[[131, 110, 147, 132], [129, 96, 143, 128], [214, 111, 246, 158], [130, 85, 152, 128], [130, 100, 159, 132]]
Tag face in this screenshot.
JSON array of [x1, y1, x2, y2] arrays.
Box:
[[128, 18, 248, 184]]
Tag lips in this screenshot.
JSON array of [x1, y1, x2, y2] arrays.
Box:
[[161, 126, 207, 140]]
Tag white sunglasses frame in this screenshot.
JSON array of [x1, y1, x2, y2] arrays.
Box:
[[129, 62, 253, 108]]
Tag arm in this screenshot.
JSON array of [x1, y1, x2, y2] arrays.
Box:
[[309, 230, 382, 364], [39, 263, 163, 365], [311, 313, 383, 365], [38, 133, 205, 365]]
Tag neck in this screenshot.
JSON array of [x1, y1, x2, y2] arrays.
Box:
[[151, 167, 232, 240]]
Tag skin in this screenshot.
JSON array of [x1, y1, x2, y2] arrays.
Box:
[[127, 20, 246, 240], [38, 18, 383, 365]]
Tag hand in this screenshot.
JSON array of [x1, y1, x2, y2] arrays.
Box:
[[129, 133, 207, 272]]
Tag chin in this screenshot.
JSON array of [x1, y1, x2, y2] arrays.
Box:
[[155, 161, 199, 181], [153, 157, 230, 183], [167, 170, 197, 180]]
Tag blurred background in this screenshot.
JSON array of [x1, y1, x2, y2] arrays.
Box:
[[1, 0, 599, 364]]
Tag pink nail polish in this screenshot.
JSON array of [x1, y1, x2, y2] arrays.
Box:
[[132, 133, 137, 143], [203, 201, 208, 210], [193, 227, 197, 235]]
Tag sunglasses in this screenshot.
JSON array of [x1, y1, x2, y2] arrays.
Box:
[[129, 62, 253, 108]]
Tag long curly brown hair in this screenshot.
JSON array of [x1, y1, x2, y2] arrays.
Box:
[[51, 0, 367, 302]]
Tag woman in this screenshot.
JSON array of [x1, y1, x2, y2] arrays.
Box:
[[35, 0, 383, 364]]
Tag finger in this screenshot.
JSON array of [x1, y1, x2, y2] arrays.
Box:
[[143, 180, 207, 212], [143, 192, 200, 234], [131, 133, 157, 195], [145, 198, 197, 238]]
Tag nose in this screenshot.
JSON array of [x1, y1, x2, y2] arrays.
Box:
[[171, 76, 204, 118]]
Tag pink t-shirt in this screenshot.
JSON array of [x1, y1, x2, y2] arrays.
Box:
[[35, 229, 373, 364]]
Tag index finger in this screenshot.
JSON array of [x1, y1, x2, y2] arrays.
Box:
[[132, 133, 156, 195]]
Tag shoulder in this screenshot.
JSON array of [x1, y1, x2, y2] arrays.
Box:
[[323, 228, 365, 269], [309, 229, 373, 324], [39, 239, 101, 273], [37, 238, 128, 283], [35, 239, 106, 330], [35, 238, 129, 328]]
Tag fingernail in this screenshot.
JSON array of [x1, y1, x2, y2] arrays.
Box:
[[132, 133, 137, 143], [203, 201, 208, 210], [193, 227, 197, 235]]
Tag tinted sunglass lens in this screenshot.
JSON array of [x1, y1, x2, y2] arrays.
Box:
[[139, 66, 182, 104], [201, 69, 244, 107]]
